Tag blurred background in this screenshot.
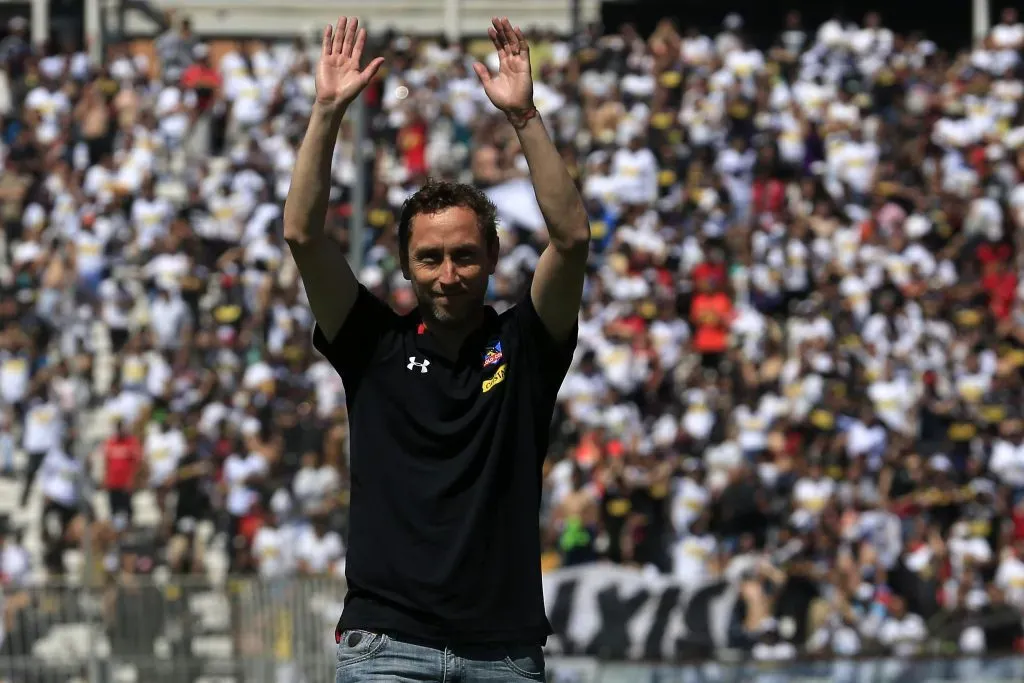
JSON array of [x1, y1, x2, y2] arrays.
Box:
[[2, 0, 1024, 682]]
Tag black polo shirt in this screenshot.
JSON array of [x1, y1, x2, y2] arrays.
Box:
[[313, 285, 577, 645]]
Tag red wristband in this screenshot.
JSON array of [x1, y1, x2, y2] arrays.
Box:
[[507, 106, 539, 129]]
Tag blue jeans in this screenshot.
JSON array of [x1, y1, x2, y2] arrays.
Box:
[[334, 630, 546, 682]]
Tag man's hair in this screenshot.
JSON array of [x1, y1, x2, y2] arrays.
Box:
[[397, 179, 499, 263]]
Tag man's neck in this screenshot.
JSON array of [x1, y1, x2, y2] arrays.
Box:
[[421, 307, 485, 360]]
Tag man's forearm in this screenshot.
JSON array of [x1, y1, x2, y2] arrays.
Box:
[[283, 103, 346, 245], [513, 115, 590, 249]]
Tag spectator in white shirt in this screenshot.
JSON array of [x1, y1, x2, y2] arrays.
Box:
[[793, 461, 836, 516], [838, 406, 887, 470], [148, 288, 192, 351], [251, 500, 298, 580], [994, 539, 1024, 610], [292, 451, 341, 517], [877, 595, 927, 657], [221, 440, 268, 568], [0, 521, 31, 588], [611, 136, 658, 206], [671, 513, 718, 589], [20, 389, 65, 506], [294, 514, 345, 577], [0, 346, 30, 409], [990, 8, 1024, 51], [989, 420, 1024, 490], [39, 433, 83, 575]]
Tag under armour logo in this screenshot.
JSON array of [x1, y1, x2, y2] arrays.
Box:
[[407, 356, 430, 373]]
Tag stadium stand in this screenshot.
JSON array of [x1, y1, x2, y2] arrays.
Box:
[[120, 0, 601, 38], [2, 4, 1024, 681]]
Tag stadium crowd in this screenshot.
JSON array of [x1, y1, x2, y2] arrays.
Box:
[[2, 4, 1024, 660]]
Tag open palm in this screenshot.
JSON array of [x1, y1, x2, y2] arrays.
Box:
[[316, 16, 384, 110], [473, 17, 534, 113]]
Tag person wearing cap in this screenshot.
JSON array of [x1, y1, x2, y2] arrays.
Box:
[[284, 15, 587, 681]]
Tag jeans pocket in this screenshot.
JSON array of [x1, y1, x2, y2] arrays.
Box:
[[501, 645, 545, 680], [336, 630, 388, 669]]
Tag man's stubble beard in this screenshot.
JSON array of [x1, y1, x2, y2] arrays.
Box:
[[414, 286, 486, 329]]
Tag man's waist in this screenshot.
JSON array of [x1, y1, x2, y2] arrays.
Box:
[[338, 590, 549, 647]]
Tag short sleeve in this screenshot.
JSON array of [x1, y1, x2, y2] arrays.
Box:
[[312, 285, 398, 397], [222, 457, 242, 484], [510, 293, 578, 397]]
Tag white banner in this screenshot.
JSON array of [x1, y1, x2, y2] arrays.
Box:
[[542, 564, 740, 660]]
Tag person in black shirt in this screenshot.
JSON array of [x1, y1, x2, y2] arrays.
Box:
[[283, 16, 589, 682], [276, 399, 326, 478], [600, 469, 632, 564], [172, 429, 212, 536], [630, 463, 672, 572]]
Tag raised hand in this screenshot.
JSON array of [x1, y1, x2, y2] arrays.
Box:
[[316, 16, 384, 112], [473, 17, 534, 115]]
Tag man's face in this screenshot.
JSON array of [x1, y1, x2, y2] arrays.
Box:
[[403, 206, 495, 326]]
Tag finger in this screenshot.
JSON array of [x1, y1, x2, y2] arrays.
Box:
[[501, 18, 518, 55], [353, 27, 367, 63], [342, 16, 358, 57], [332, 17, 346, 55], [322, 24, 333, 55], [360, 57, 385, 85], [472, 62, 492, 84], [488, 26, 502, 54], [491, 18, 506, 49], [514, 26, 529, 53]]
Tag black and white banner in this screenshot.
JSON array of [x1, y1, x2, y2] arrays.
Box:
[[542, 565, 740, 661]]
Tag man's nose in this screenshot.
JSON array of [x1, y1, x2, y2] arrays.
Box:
[[438, 259, 459, 285]]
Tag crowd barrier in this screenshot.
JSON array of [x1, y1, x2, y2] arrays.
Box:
[[0, 576, 345, 683], [0, 571, 1021, 682]]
